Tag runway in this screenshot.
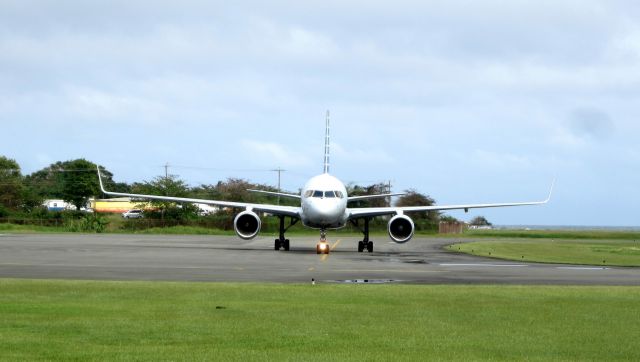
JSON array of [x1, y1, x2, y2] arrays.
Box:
[[1, 233, 639, 285]]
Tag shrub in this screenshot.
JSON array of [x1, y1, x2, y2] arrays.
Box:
[[64, 213, 109, 233]]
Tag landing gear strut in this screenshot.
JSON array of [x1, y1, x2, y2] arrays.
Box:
[[351, 217, 374, 253], [274, 216, 299, 251], [316, 229, 330, 254]]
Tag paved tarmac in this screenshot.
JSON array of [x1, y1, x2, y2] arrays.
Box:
[[0, 233, 639, 285]]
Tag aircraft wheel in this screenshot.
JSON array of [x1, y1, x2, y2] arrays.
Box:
[[367, 241, 373, 253], [274, 239, 281, 250], [284, 239, 290, 251], [317, 242, 330, 254], [357, 241, 364, 252]]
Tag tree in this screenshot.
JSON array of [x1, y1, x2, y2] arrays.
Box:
[[26, 160, 122, 210], [440, 214, 460, 223], [132, 174, 196, 219], [190, 184, 223, 201], [395, 189, 440, 223], [24, 161, 66, 200], [209, 178, 298, 205], [470, 216, 492, 226], [346, 182, 389, 208], [0, 156, 23, 211], [213, 178, 258, 203], [60, 159, 100, 211]]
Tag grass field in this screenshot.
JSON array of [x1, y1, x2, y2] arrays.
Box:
[[1, 279, 639, 361], [0, 223, 67, 233], [464, 229, 640, 240], [451, 239, 640, 266]]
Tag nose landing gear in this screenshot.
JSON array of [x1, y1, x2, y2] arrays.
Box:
[[316, 229, 330, 254]]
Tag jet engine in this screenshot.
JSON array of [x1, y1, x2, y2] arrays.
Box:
[[388, 214, 415, 243], [234, 211, 261, 240]]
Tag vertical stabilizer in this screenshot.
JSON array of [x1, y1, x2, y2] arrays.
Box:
[[323, 110, 330, 174]]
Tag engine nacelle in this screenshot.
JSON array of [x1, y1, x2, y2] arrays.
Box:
[[388, 214, 415, 243], [234, 211, 261, 240]]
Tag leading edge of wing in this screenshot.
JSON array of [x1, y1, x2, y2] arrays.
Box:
[[347, 193, 406, 201], [247, 189, 301, 199], [96, 167, 300, 217], [349, 180, 554, 219]]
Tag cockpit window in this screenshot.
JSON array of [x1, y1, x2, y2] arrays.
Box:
[[308, 190, 343, 198]]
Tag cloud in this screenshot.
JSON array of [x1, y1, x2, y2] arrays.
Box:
[[549, 108, 615, 149], [569, 108, 614, 140], [332, 142, 394, 165], [469, 149, 533, 169], [63, 86, 167, 123], [240, 139, 312, 168], [274, 25, 338, 60], [2, 1, 640, 225], [550, 126, 589, 149]]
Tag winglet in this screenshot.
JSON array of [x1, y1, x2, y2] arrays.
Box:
[[96, 166, 108, 194], [323, 110, 330, 174], [544, 178, 555, 203]]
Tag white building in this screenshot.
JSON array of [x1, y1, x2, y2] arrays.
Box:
[[42, 199, 73, 211]]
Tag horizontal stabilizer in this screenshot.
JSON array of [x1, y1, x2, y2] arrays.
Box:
[[348, 193, 406, 202], [247, 189, 301, 199]]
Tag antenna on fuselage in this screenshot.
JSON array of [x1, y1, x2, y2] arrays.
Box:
[[323, 110, 330, 174]]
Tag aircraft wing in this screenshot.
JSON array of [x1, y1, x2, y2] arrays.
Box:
[[348, 181, 554, 219], [347, 193, 406, 202], [247, 189, 301, 199], [97, 168, 300, 218]]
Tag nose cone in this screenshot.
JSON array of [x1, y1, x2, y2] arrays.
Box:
[[310, 200, 341, 224], [316, 201, 336, 219]]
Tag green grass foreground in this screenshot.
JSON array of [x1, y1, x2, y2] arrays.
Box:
[[0, 223, 66, 233], [451, 240, 640, 266], [1, 280, 639, 361]]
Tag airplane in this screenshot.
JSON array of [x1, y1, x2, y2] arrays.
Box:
[[97, 111, 553, 254]]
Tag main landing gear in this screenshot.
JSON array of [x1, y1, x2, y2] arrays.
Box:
[[351, 217, 374, 253], [274, 216, 299, 251], [316, 229, 330, 254]]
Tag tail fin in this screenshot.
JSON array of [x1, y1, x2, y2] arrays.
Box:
[[323, 110, 330, 174]]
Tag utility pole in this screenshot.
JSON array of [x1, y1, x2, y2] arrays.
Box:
[[164, 162, 170, 180], [271, 167, 286, 205]]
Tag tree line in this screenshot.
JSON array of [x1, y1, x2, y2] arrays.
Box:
[[0, 155, 487, 228]]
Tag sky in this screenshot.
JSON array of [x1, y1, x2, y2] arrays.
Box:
[[1, 0, 639, 226]]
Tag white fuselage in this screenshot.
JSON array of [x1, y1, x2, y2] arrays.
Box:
[[300, 173, 349, 229]]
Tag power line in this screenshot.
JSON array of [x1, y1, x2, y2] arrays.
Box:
[[161, 164, 281, 173]]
